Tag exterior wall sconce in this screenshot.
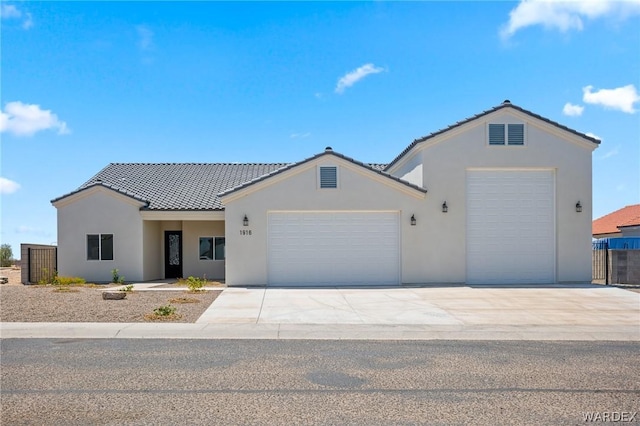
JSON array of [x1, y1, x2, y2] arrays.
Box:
[[442, 202, 448, 213], [410, 214, 416, 226], [575, 202, 582, 213], [243, 215, 249, 226]]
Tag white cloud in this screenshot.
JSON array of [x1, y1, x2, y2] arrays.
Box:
[[562, 102, 584, 116], [0, 177, 20, 194], [136, 25, 154, 50], [582, 84, 640, 113], [0, 4, 21, 18], [290, 132, 311, 139], [1, 3, 33, 29], [500, 0, 640, 39], [22, 12, 32, 30], [335, 63, 385, 94], [601, 146, 619, 159], [0, 101, 70, 137]]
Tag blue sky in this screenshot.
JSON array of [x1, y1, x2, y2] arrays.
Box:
[[1, 1, 639, 255]]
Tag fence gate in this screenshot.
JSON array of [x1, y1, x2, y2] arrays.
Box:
[[592, 240, 609, 285], [28, 247, 57, 284]]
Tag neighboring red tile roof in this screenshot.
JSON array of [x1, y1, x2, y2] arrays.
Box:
[[592, 204, 640, 236]]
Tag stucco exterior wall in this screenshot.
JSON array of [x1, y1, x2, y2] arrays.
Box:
[[56, 189, 144, 282], [182, 220, 225, 280], [143, 221, 162, 281], [411, 109, 593, 282], [223, 156, 427, 286]]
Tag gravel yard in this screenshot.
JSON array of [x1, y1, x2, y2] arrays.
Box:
[[0, 284, 220, 323]]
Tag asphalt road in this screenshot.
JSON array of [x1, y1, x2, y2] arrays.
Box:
[[1, 339, 638, 425]]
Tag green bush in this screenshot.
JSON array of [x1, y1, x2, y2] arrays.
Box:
[[185, 276, 206, 292], [153, 305, 176, 316], [111, 269, 125, 284], [57, 276, 86, 285]]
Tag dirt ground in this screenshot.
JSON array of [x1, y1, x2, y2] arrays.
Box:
[[0, 268, 221, 322], [0, 266, 22, 285]]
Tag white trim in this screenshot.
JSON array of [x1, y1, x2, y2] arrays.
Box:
[[141, 211, 225, 221], [53, 185, 147, 209]]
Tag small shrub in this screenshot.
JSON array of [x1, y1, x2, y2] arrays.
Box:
[[186, 276, 206, 292], [144, 304, 182, 321], [57, 276, 86, 286], [111, 269, 125, 284], [38, 269, 60, 285], [119, 284, 134, 292]]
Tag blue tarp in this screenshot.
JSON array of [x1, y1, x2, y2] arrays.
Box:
[[592, 237, 640, 250]]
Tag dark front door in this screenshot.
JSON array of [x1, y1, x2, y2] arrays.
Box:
[[164, 231, 183, 278]]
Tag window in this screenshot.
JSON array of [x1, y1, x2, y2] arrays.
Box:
[[199, 237, 225, 260], [319, 166, 337, 188], [87, 234, 113, 260], [488, 123, 525, 146]]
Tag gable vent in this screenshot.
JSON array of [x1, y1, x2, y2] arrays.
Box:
[[488, 124, 505, 145], [320, 166, 337, 188], [508, 124, 524, 145]]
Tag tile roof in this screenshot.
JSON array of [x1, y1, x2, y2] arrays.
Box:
[[52, 159, 395, 210], [53, 163, 289, 210], [592, 204, 640, 236], [219, 148, 427, 198], [384, 100, 601, 171]]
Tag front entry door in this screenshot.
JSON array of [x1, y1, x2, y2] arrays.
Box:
[[164, 231, 183, 278]]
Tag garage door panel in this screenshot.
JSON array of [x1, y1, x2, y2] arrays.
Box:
[[268, 212, 400, 286], [467, 170, 555, 284]]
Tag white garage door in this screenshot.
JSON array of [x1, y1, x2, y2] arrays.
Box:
[[268, 212, 400, 286], [467, 170, 555, 284]]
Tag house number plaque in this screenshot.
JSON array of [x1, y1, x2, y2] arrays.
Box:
[[240, 230, 252, 236]]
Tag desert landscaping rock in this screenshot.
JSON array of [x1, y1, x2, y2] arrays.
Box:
[[102, 291, 127, 300]]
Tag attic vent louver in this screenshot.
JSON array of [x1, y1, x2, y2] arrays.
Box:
[[325, 146, 333, 152], [319, 166, 337, 188]]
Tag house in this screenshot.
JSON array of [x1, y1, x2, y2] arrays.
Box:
[[592, 204, 640, 239], [52, 100, 599, 286]]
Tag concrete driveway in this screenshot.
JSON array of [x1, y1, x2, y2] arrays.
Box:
[[195, 285, 640, 340]]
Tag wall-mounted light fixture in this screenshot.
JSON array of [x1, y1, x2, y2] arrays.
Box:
[[243, 215, 249, 226], [442, 201, 448, 213], [575, 201, 582, 213], [410, 214, 416, 226]]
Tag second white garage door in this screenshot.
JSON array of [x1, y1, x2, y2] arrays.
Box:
[[467, 170, 555, 284], [268, 212, 400, 286]]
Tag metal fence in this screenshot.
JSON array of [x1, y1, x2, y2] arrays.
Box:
[[27, 247, 57, 284], [592, 240, 609, 285]]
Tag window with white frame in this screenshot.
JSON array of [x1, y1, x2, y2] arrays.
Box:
[[488, 123, 525, 146], [199, 237, 225, 260], [87, 234, 114, 260], [319, 166, 338, 188]]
